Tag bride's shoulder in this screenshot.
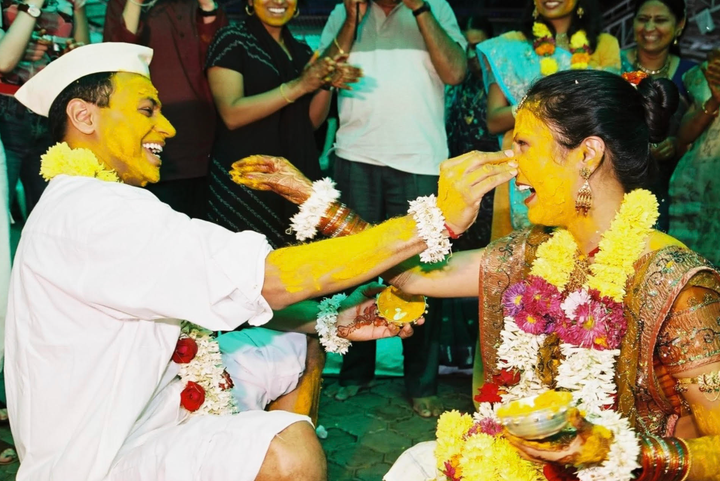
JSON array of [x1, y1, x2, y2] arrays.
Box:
[[647, 230, 687, 252]]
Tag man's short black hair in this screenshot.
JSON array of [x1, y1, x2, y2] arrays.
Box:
[[48, 72, 116, 143]]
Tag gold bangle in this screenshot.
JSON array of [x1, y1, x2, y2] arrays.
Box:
[[279, 83, 294, 104], [673, 438, 692, 481], [702, 98, 719, 117], [333, 37, 346, 55]]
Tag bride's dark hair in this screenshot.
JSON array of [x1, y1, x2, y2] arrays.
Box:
[[522, 70, 678, 192]]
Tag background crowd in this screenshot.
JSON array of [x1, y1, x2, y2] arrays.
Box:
[[1, 0, 719, 469]]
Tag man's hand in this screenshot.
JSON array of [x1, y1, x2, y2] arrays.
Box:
[[343, 0, 368, 25], [24, 34, 51, 62], [336, 283, 422, 342], [230, 155, 313, 205], [437, 150, 517, 236], [504, 408, 613, 468]]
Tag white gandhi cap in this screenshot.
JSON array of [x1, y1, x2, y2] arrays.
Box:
[[15, 42, 154, 117]]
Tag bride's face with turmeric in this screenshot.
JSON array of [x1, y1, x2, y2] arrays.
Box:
[[513, 107, 583, 227]]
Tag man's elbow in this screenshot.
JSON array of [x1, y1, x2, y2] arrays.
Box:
[[442, 63, 467, 86]]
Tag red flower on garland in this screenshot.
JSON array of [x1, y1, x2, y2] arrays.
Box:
[[474, 382, 502, 404], [492, 368, 521, 388], [443, 461, 461, 481], [219, 369, 234, 390], [180, 381, 206, 412], [543, 463, 579, 481], [172, 337, 198, 364]]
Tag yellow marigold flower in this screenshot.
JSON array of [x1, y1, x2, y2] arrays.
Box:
[[540, 57, 559, 76], [532, 22, 552, 39], [570, 30, 589, 50], [531, 229, 577, 289], [40, 142, 120, 183], [571, 52, 590, 69], [435, 410, 473, 470]]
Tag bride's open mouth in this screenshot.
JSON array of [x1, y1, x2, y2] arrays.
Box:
[[517, 182, 536, 204]]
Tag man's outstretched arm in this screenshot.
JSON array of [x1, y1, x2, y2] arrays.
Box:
[[257, 151, 517, 310]]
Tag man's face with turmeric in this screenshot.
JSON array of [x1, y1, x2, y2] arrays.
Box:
[[92, 73, 176, 186]]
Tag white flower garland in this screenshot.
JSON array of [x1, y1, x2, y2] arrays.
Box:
[[407, 194, 452, 263], [177, 322, 239, 417], [316, 293, 352, 354], [289, 178, 340, 241]]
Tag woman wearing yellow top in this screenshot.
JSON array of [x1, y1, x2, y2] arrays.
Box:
[[477, 0, 620, 234]]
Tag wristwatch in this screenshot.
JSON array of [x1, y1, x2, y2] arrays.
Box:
[[198, 2, 218, 16], [412, 1, 431, 17], [17, 2, 42, 18]]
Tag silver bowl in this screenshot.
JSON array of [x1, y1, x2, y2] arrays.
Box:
[[497, 395, 571, 440]]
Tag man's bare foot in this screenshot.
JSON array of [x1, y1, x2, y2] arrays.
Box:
[[412, 396, 443, 418]]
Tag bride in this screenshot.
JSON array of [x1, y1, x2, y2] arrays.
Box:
[[232, 69, 720, 481]]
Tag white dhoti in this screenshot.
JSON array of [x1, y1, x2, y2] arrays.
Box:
[[384, 441, 439, 481], [219, 327, 308, 411], [109, 328, 311, 481]]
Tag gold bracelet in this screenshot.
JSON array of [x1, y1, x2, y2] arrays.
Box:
[[333, 37, 346, 55], [673, 438, 692, 481], [702, 98, 719, 117], [279, 83, 294, 104]]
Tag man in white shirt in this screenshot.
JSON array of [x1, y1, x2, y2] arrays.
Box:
[[318, 0, 467, 416], [5, 42, 515, 480]]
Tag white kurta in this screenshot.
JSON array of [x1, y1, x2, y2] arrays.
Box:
[[5, 175, 308, 481]]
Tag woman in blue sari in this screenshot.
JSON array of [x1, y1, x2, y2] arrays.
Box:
[[477, 0, 620, 234]]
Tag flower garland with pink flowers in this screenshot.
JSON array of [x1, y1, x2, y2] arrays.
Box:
[[436, 189, 660, 481], [172, 321, 238, 416]]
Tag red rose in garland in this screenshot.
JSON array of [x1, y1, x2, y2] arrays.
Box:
[[172, 337, 198, 364], [180, 381, 205, 412]]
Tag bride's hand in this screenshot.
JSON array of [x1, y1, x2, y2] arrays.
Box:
[[336, 283, 423, 342], [229, 155, 314, 205], [504, 408, 613, 468]]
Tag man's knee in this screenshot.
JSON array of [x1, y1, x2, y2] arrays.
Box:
[[256, 421, 326, 481]]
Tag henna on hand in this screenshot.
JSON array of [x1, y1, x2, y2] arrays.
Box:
[[230, 155, 313, 204]]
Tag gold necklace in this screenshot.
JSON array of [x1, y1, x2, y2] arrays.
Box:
[[635, 50, 670, 77]]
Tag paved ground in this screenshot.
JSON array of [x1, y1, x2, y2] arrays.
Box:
[[0, 375, 473, 480]]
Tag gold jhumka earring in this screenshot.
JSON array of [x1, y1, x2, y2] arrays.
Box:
[[533, 6, 539, 19], [577, 6, 584, 18], [575, 167, 593, 215]]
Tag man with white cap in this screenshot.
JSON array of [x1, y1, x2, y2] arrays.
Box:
[[4, 42, 516, 480]]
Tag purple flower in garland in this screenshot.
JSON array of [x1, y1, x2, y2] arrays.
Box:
[[502, 282, 527, 318]]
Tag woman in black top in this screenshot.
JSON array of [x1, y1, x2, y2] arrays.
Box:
[[206, 1, 358, 247]]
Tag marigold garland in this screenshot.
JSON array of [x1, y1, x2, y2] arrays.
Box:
[[532, 22, 591, 76], [40, 142, 120, 183]]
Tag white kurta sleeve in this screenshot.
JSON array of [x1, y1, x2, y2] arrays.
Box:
[[318, 4, 346, 53], [26, 180, 274, 330]]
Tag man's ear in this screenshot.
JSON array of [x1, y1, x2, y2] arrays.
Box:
[[580, 136, 606, 174], [65, 99, 99, 135]]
